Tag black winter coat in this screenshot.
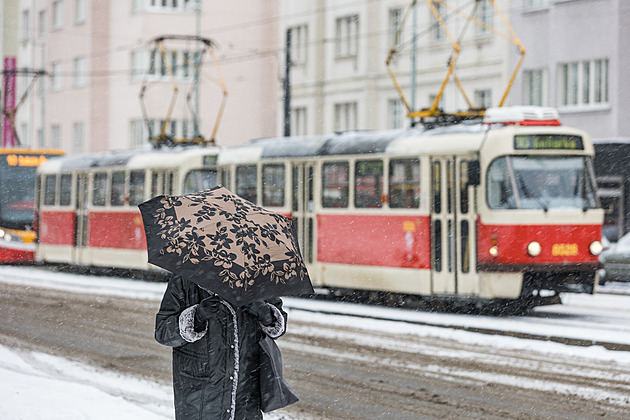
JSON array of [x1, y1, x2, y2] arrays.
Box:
[[155, 274, 288, 420]]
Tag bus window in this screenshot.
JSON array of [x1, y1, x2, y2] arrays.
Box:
[[44, 175, 57, 206], [92, 173, 108, 206], [129, 171, 146, 206], [236, 165, 257, 204], [59, 174, 72, 206], [389, 158, 420, 208], [355, 160, 383, 208], [111, 171, 126, 206], [183, 169, 217, 195], [322, 162, 349, 208], [262, 164, 285, 207]]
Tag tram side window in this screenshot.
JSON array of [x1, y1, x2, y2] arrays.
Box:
[[92, 173, 108, 206], [111, 171, 126, 206], [59, 174, 72, 206], [152, 172, 163, 198], [235, 165, 257, 204], [129, 171, 146, 206], [432, 161, 442, 213], [44, 175, 57, 206], [389, 159, 420, 208], [322, 162, 349, 208], [355, 160, 383, 208], [262, 164, 285, 207], [183, 169, 217, 195]]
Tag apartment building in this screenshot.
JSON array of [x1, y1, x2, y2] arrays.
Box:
[[9, 0, 278, 152], [278, 0, 517, 135], [511, 0, 630, 139]]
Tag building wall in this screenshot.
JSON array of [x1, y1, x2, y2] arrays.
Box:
[[511, 0, 623, 139], [15, 0, 279, 154], [279, 0, 516, 135]]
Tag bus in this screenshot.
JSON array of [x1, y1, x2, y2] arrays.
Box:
[[0, 148, 64, 262]]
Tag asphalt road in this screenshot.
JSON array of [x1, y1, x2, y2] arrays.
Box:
[[1, 282, 629, 419]]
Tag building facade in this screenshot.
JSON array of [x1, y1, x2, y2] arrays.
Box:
[[505, 0, 629, 139], [10, 0, 279, 153], [278, 0, 518, 136]]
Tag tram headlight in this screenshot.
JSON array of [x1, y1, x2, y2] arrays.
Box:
[[527, 241, 542, 257], [0, 229, 4, 239], [589, 240, 603, 256], [489, 245, 499, 257]]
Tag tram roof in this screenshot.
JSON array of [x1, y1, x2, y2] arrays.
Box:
[[219, 123, 490, 163], [37, 146, 220, 173]]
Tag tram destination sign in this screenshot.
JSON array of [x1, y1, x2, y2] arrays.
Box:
[[514, 134, 584, 151]]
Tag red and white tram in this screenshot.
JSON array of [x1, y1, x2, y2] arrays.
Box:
[[36, 146, 220, 270], [219, 106, 603, 308]]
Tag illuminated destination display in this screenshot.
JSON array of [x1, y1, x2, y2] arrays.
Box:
[[5, 154, 48, 167], [514, 135, 584, 150]]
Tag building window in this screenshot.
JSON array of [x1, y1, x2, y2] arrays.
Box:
[[53, 1, 64, 30], [524, 69, 545, 106], [334, 102, 357, 132], [51, 62, 63, 92], [51, 124, 62, 149], [388, 98, 404, 129], [73, 57, 86, 88], [335, 15, 358, 58], [130, 119, 147, 148], [291, 107, 307, 136], [525, 0, 549, 10], [38, 10, 47, 38], [388, 7, 404, 48], [289, 25, 308, 66], [38, 128, 45, 147], [145, 0, 196, 13], [73, 121, 84, 153], [474, 89, 492, 108], [75, 0, 86, 24], [430, 3, 445, 41], [559, 59, 608, 107], [476, 0, 493, 35], [22, 10, 31, 42]]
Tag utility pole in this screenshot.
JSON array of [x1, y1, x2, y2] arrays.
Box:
[[283, 28, 292, 137]]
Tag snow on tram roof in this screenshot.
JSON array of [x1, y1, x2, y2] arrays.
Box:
[[37, 146, 220, 173]]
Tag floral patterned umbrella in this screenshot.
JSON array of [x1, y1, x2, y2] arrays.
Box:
[[138, 185, 313, 306]]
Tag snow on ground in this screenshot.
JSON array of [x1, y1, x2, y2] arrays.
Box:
[[1, 265, 630, 418]]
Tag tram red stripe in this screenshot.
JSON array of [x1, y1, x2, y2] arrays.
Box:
[[88, 211, 147, 250], [39, 211, 76, 245], [317, 214, 431, 268]]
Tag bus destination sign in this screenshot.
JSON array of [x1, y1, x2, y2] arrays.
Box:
[[514, 135, 584, 151]]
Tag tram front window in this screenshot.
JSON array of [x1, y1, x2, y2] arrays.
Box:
[[0, 163, 37, 230], [487, 156, 598, 210]]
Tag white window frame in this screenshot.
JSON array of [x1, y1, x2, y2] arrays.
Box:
[[289, 24, 308, 66], [38, 10, 47, 38], [474, 89, 492, 108], [51, 62, 63, 92], [475, 0, 493, 35], [334, 102, 357, 132], [53, 1, 64, 30], [388, 7, 403, 48], [430, 3, 445, 41], [22, 9, 31, 42], [73, 56, 87, 88], [73, 121, 84, 153], [559, 58, 609, 109], [388, 98, 404, 129], [291, 107, 307, 136], [335, 15, 358, 58], [51, 124, 62, 149], [75, 0, 86, 24], [523, 69, 546, 106]]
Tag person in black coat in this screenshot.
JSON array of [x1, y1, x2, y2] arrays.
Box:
[[155, 274, 288, 420]]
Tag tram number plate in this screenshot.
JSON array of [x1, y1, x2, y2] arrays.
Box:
[[551, 243, 578, 256]]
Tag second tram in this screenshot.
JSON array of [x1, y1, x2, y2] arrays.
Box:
[[219, 106, 603, 308], [36, 146, 220, 270]]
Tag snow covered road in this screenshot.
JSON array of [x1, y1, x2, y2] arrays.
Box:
[[0, 266, 629, 419]]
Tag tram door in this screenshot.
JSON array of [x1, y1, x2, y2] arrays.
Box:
[[291, 163, 316, 273], [73, 173, 89, 263], [430, 157, 478, 295]]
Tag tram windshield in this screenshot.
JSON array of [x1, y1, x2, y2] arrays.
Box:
[[0, 160, 38, 230], [487, 155, 598, 210]]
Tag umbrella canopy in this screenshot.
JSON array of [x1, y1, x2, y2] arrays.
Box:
[[139, 186, 313, 306]]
